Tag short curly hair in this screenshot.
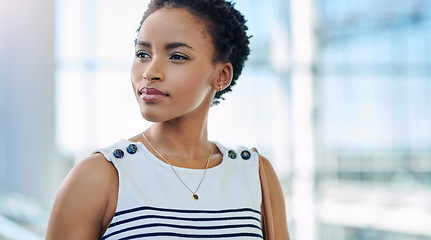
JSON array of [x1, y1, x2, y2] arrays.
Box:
[[137, 0, 251, 105]]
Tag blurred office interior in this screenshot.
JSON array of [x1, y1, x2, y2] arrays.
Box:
[[0, 0, 430, 239]]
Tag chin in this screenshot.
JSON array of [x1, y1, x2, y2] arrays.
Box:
[[140, 108, 172, 123], [141, 112, 162, 123]]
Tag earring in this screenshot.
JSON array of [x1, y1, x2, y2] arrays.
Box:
[[219, 85, 223, 91]]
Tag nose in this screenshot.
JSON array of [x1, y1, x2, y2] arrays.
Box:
[[142, 59, 165, 82]]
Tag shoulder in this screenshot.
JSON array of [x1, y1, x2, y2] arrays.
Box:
[[254, 151, 290, 239], [259, 155, 278, 184], [214, 141, 258, 162], [256, 154, 280, 195], [46, 153, 118, 239], [67, 153, 119, 196], [62, 153, 118, 199]]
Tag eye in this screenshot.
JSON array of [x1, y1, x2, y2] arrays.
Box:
[[169, 53, 189, 61], [136, 51, 151, 59]]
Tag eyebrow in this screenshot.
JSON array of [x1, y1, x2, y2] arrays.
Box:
[[136, 40, 151, 48], [165, 42, 194, 50], [136, 41, 194, 50]]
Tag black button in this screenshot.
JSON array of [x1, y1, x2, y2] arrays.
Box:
[[241, 150, 251, 160], [127, 144, 138, 154], [228, 150, 237, 159], [113, 149, 124, 158]]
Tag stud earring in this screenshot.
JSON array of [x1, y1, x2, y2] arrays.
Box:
[[219, 85, 223, 91]]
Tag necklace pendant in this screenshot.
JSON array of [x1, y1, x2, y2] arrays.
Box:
[[193, 194, 199, 200]]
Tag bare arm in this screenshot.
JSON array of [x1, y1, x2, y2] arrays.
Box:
[[253, 149, 290, 239], [46, 153, 118, 240]]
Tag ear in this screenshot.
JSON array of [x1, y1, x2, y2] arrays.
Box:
[[212, 62, 233, 92]]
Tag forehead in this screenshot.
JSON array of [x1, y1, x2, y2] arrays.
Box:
[[137, 8, 212, 49]]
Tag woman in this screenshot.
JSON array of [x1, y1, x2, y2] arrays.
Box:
[[46, 0, 289, 239]]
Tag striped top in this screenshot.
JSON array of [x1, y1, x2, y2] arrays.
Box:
[[96, 139, 263, 239]]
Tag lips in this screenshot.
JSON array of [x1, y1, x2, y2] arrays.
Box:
[[139, 87, 168, 102]]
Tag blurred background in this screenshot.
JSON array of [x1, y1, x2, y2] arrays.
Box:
[[1, 0, 430, 239]]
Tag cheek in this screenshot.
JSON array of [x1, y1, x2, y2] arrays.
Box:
[[130, 62, 141, 89], [175, 71, 214, 106], [178, 72, 209, 95], [184, 64, 214, 87]]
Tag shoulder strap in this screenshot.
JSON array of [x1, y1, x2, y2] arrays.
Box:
[[259, 155, 275, 240], [92, 139, 131, 163]]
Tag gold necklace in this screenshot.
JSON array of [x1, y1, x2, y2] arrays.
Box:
[[142, 132, 213, 200]]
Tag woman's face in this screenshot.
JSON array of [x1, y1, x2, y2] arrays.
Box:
[[131, 8, 220, 122]]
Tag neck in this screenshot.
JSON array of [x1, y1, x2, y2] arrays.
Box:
[[143, 112, 212, 167]]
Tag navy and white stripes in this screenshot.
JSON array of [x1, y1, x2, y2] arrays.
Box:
[[97, 140, 263, 239], [101, 206, 263, 239]]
